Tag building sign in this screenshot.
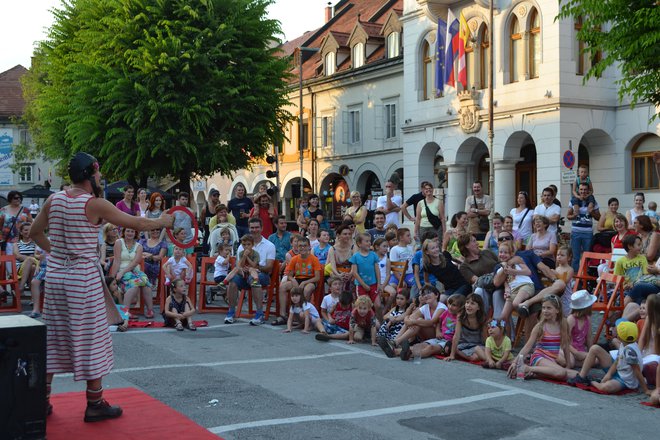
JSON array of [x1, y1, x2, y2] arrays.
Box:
[[562, 150, 575, 169], [0, 129, 14, 186], [561, 169, 577, 184]]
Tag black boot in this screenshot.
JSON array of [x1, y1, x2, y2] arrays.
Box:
[[84, 399, 123, 422]]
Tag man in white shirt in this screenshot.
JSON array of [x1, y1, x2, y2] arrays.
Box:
[[376, 180, 402, 228], [224, 217, 276, 326], [533, 187, 562, 236]]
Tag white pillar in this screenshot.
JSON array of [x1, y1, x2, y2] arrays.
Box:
[[447, 164, 468, 218], [494, 160, 518, 215]]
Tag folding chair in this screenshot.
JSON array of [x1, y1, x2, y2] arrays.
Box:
[[573, 252, 611, 292], [237, 260, 280, 319], [389, 261, 409, 289], [0, 254, 21, 313], [592, 272, 626, 342]]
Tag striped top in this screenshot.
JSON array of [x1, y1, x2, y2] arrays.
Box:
[[16, 239, 36, 256], [48, 192, 101, 269], [534, 325, 561, 360]]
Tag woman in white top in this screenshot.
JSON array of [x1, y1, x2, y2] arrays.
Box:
[[526, 216, 557, 268], [626, 192, 646, 226], [137, 188, 149, 217], [510, 191, 533, 245], [415, 182, 446, 243]]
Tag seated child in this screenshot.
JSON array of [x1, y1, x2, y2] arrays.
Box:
[[283, 287, 320, 334], [376, 288, 412, 354], [312, 230, 331, 266], [213, 243, 232, 285], [162, 278, 196, 331], [316, 289, 353, 341], [163, 246, 193, 286], [568, 321, 649, 395], [348, 295, 377, 346], [225, 234, 260, 287], [284, 233, 302, 270], [279, 237, 321, 302], [373, 238, 397, 310], [385, 231, 398, 251], [446, 293, 487, 362], [167, 227, 194, 256], [483, 319, 513, 369], [28, 245, 49, 319], [105, 275, 128, 332], [616, 234, 660, 306], [567, 290, 596, 367], [494, 241, 535, 324], [388, 228, 415, 289], [217, 227, 235, 255]]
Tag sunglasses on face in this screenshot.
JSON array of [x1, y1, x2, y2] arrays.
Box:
[[498, 236, 513, 242]]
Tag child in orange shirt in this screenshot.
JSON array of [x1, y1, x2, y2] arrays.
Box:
[[279, 237, 322, 302]]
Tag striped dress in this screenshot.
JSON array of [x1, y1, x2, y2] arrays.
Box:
[[44, 191, 114, 381], [530, 324, 561, 366]]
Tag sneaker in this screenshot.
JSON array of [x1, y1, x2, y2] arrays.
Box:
[[186, 321, 196, 331], [84, 399, 123, 423], [249, 313, 265, 326], [400, 340, 411, 361], [315, 333, 330, 342], [377, 337, 395, 358], [251, 280, 260, 287], [28, 311, 41, 319], [224, 315, 234, 324], [567, 374, 591, 386]]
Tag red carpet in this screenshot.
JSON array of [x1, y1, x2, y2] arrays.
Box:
[[47, 387, 221, 439], [434, 354, 484, 366], [641, 401, 660, 408], [538, 376, 636, 395], [127, 320, 208, 328]]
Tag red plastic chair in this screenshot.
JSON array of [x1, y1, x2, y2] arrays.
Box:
[[0, 254, 21, 313]]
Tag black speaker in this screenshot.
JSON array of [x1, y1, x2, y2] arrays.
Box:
[[0, 315, 47, 440]]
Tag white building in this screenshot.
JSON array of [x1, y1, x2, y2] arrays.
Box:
[[200, 0, 659, 224]]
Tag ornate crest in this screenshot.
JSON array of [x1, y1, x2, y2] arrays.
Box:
[[457, 89, 482, 134]]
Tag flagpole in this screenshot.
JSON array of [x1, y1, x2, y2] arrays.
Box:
[[488, 0, 495, 228]]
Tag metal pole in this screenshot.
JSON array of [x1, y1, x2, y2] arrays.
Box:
[[488, 0, 495, 228], [299, 49, 304, 201]]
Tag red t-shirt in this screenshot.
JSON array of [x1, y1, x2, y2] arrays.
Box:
[[250, 206, 277, 238], [332, 303, 352, 330], [286, 254, 321, 280], [611, 231, 636, 249], [351, 308, 375, 330]]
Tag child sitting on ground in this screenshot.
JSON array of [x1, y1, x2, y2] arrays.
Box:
[[316, 290, 353, 342], [567, 290, 596, 367], [568, 321, 649, 395], [348, 295, 378, 346], [225, 234, 260, 287], [163, 246, 193, 286], [283, 287, 320, 334], [105, 275, 128, 332], [376, 288, 412, 355], [319, 277, 342, 323], [483, 319, 513, 369], [446, 294, 487, 362], [162, 278, 197, 331]]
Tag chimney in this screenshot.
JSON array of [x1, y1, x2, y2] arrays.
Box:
[[325, 2, 333, 23]]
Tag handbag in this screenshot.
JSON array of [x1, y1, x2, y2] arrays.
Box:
[[473, 196, 490, 231], [475, 272, 496, 294], [423, 199, 442, 230]]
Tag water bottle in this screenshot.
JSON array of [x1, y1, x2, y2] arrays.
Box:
[[516, 354, 525, 380]]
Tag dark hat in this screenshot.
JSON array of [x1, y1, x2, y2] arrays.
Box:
[[209, 189, 220, 196], [68, 152, 98, 183]]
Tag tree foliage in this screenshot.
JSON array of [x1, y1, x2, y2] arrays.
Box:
[[22, 0, 293, 186], [558, 0, 660, 116]]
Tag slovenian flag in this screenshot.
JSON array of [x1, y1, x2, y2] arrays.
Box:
[[435, 18, 447, 97], [444, 10, 460, 88]]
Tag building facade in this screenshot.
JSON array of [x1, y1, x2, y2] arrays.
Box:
[[201, 0, 660, 224]]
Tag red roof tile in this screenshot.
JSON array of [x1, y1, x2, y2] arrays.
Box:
[[0, 65, 28, 119]]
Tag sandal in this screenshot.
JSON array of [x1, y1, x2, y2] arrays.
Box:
[[271, 316, 287, 326], [175, 321, 184, 331], [186, 321, 197, 331]]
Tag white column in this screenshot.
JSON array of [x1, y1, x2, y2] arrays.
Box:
[[494, 160, 518, 215], [447, 164, 468, 218]]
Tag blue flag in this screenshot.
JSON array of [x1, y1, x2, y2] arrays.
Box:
[[435, 18, 447, 97]]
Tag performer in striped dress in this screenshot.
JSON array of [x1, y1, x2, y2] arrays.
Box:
[[30, 152, 173, 423]]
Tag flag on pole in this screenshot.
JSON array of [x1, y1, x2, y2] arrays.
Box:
[[458, 11, 470, 89], [435, 18, 447, 97], [444, 10, 460, 88]]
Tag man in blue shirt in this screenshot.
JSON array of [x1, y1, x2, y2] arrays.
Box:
[[268, 215, 291, 262]]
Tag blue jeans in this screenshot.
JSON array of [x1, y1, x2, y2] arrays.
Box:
[[570, 230, 593, 272], [626, 282, 660, 304]]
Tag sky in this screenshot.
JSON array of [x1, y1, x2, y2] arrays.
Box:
[[0, 0, 331, 73]]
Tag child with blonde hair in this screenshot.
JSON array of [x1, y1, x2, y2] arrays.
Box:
[[508, 294, 570, 380], [163, 245, 193, 286], [494, 241, 534, 324], [348, 295, 378, 345], [567, 290, 596, 367]]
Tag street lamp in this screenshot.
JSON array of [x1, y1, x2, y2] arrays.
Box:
[[298, 46, 319, 200]]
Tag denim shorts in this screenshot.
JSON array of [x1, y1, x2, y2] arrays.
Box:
[[230, 272, 271, 289]]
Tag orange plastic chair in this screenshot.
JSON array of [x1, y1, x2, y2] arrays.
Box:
[[158, 253, 197, 310], [592, 272, 626, 341], [237, 260, 281, 319], [263, 260, 282, 319], [573, 251, 611, 293], [0, 254, 21, 313]]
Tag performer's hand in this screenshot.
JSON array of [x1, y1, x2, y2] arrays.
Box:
[[160, 212, 175, 229]]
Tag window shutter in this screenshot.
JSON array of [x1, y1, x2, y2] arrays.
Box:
[[374, 105, 384, 140], [342, 111, 349, 144]]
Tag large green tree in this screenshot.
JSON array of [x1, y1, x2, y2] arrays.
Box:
[[558, 0, 660, 116], [22, 0, 292, 188]]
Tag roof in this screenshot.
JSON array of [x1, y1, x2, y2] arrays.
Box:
[[285, 0, 403, 82], [0, 65, 28, 119]]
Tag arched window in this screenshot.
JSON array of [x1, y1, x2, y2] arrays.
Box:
[[632, 135, 660, 190], [422, 41, 433, 100], [466, 39, 475, 89], [574, 16, 602, 75], [529, 9, 541, 79], [325, 52, 336, 76], [353, 42, 365, 68], [479, 24, 490, 89], [387, 32, 400, 58], [509, 16, 522, 83]]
